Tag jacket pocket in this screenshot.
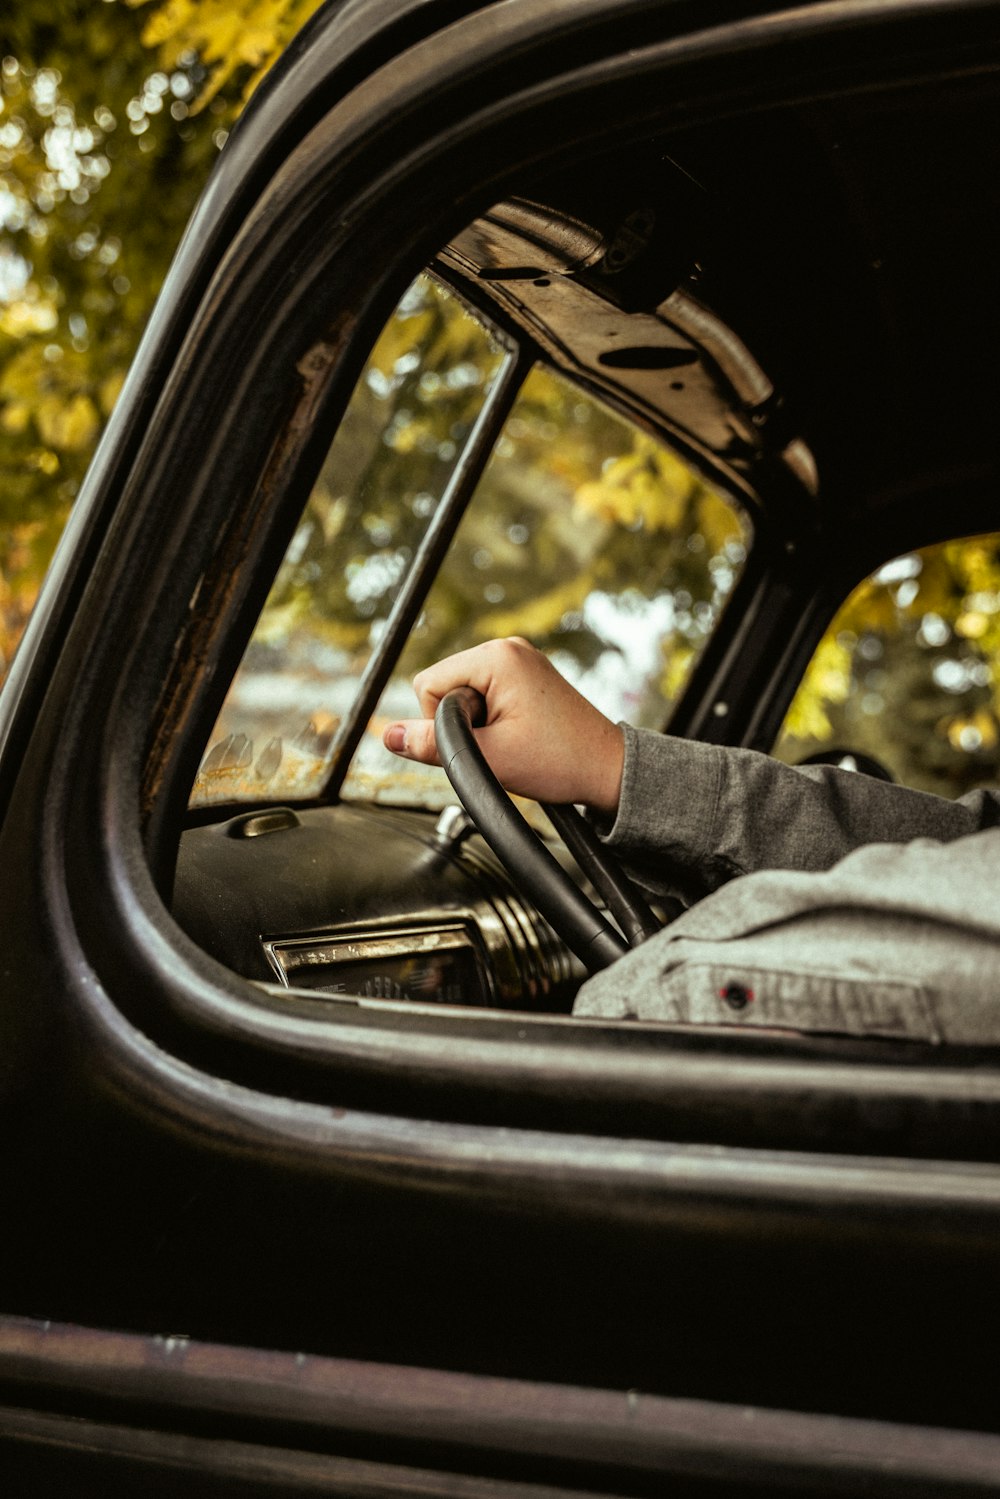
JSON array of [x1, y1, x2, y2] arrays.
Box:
[[656, 962, 941, 1042]]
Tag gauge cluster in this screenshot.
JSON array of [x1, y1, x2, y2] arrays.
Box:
[[174, 802, 581, 1012]]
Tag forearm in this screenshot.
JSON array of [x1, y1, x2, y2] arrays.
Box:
[[600, 724, 1000, 904]]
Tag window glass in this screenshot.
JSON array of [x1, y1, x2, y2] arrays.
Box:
[[343, 365, 749, 807], [775, 534, 1000, 796], [190, 274, 506, 807], [192, 277, 750, 814]]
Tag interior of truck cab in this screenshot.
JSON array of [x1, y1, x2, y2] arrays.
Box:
[[170, 68, 1000, 1027], [174, 264, 752, 1008]]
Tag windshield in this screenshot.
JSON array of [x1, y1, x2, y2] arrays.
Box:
[[191, 274, 507, 806], [191, 274, 749, 811]]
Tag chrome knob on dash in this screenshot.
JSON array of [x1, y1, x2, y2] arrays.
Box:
[[433, 804, 477, 852]]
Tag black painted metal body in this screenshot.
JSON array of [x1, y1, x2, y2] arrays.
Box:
[[5, 0, 1000, 1489]]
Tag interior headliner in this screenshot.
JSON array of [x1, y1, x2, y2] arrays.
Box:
[[441, 68, 1000, 559]]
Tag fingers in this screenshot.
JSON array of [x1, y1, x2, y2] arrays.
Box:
[[381, 637, 625, 815], [411, 637, 538, 721], [382, 718, 441, 765]]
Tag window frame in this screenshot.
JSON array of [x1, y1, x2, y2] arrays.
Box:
[[5, 0, 1000, 1247], [8, 3, 1000, 1453], [200, 264, 761, 817]]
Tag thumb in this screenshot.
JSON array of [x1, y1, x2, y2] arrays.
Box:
[[382, 718, 442, 766]]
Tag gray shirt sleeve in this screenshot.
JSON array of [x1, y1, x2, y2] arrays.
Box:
[[577, 728, 1000, 1035], [600, 723, 1000, 905]]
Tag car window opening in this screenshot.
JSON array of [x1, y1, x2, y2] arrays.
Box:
[[176, 269, 752, 1017], [777, 535, 1000, 801], [192, 275, 750, 816]]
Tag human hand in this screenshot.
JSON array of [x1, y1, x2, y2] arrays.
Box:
[[382, 637, 625, 816]]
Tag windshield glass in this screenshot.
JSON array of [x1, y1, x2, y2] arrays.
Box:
[[344, 363, 749, 807], [191, 274, 507, 807], [191, 275, 749, 811]]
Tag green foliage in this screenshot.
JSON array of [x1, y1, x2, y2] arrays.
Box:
[[778, 536, 1000, 797], [194, 276, 749, 807], [11, 6, 995, 813], [0, 0, 312, 678], [403, 363, 744, 712], [127, 0, 325, 113], [260, 277, 506, 653]]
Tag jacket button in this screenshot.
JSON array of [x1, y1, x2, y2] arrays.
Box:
[[720, 982, 754, 1011]]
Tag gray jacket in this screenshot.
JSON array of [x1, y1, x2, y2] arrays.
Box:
[[575, 725, 1000, 1042]]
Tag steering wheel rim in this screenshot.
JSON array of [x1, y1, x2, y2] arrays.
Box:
[[434, 687, 660, 974]]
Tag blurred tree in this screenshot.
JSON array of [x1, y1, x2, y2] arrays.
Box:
[[0, 0, 320, 680], [777, 535, 1000, 797], [253, 280, 743, 686], [405, 363, 744, 718], [194, 275, 750, 806], [9, 5, 1000, 811]]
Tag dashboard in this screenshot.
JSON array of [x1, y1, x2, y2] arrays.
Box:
[[173, 802, 582, 1012]]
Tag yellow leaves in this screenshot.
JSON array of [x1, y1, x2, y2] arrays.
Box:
[[905, 550, 953, 618], [0, 510, 70, 679], [955, 610, 989, 640], [129, 0, 326, 113], [782, 634, 852, 743], [137, 0, 193, 52], [98, 370, 126, 416], [945, 707, 999, 752], [311, 615, 371, 652], [574, 434, 694, 533], [0, 402, 30, 435], [659, 640, 695, 704], [0, 530, 39, 673], [2, 6, 328, 685], [0, 344, 103, 453], [834, 575, 899, 637], [368, 308, 434, 383], [846, 537, 1000, 646], [385, 418, 427, 456], [943, 536, 1000, 598], [0, 345, 44, 406], [308, 491, 348, 547], [30, 448, 60, 476], [249, 593, 308, 645], [0, 298, 59, 338], [35, 391, 99, 452], [696, 486, 745, 555], [477, 575, 593, 642], [778, 532, 1000, 797], [423, 289, 499, 373]]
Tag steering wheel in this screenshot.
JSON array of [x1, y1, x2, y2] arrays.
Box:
[[434, 687, 662, 974]]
